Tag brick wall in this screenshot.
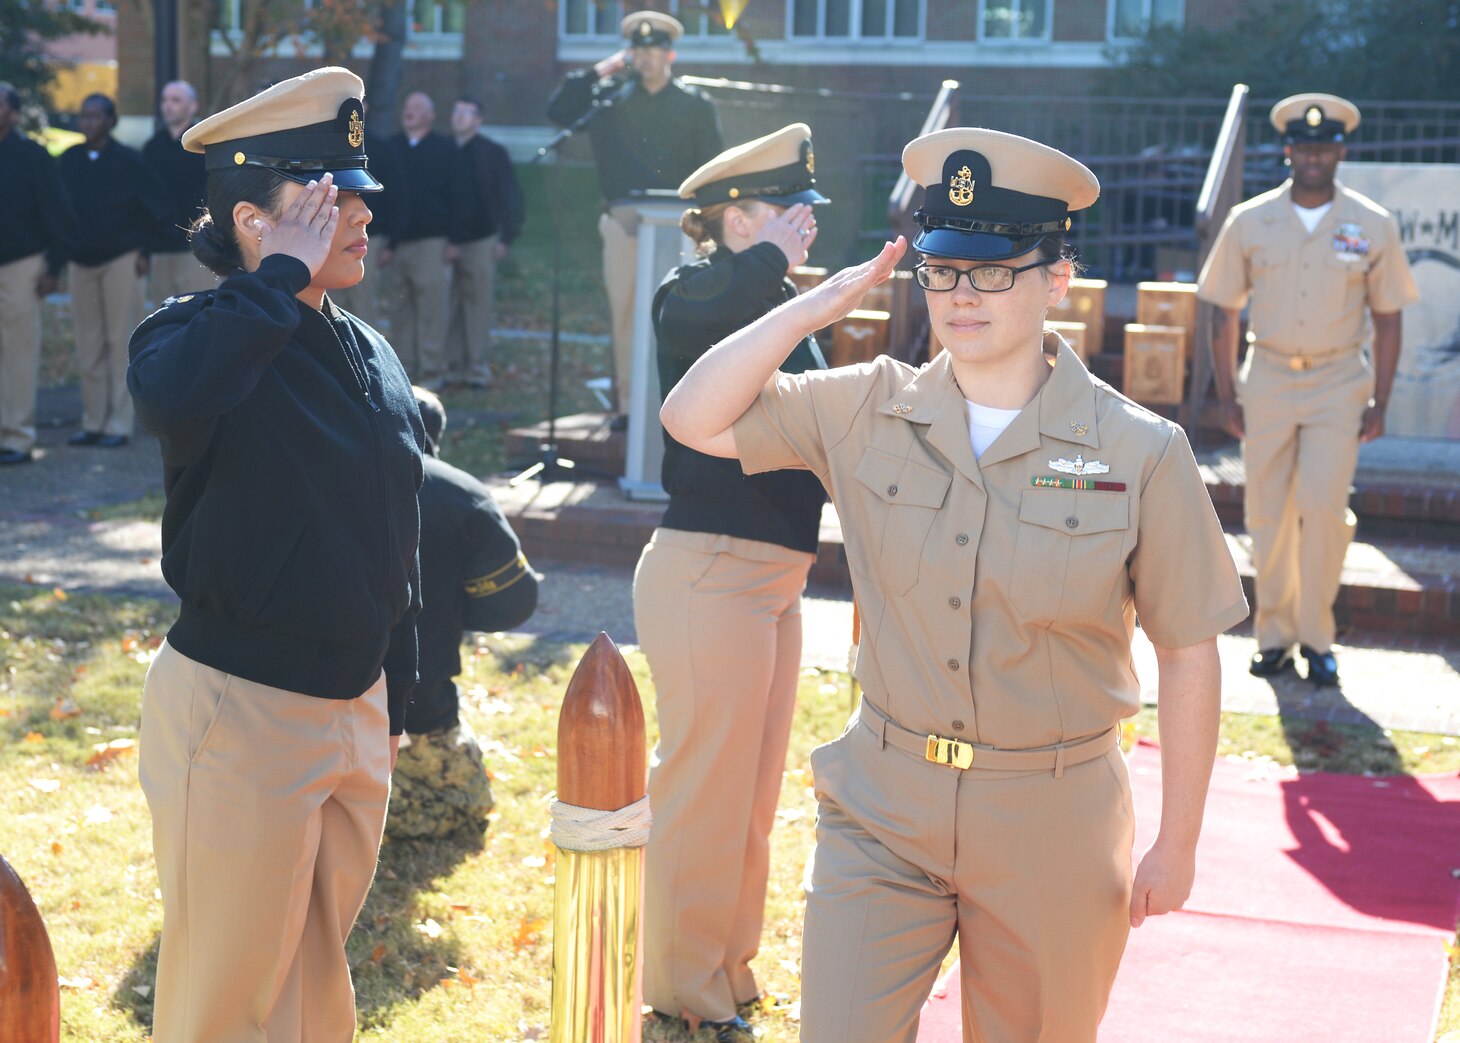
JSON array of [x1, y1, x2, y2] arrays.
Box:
[[115, 0, 154, 115]]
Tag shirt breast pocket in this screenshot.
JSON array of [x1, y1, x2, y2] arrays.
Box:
[[1250, 246, 1291, 277], [1010, 489, 1131, 623], [854, 447, 951, 595]]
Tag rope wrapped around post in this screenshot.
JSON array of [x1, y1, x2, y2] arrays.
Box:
[[0, 854, 61, 1043], [549, 632, 650, 1043]]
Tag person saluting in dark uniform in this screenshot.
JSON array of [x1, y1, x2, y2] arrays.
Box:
[[126, 67, 424, 1043], [547, 9, 723, 420]]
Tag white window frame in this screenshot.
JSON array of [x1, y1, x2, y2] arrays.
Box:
[[211, 0, 463, 59], [1107, 0, 1184, 41], [978, 0, 1054, 44], [784, 0, 926, 41], [559, 0, 732, 41]]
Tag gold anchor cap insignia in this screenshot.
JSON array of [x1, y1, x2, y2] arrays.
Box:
[[806, 148, 815, 175], [1049, 453, 1108, 475], [1069, 420, 1089, 436], [639, 20, 652, 36], [1305, 105, 1324, 127], [348, 109, 364, 148], [949, 165, 975, 207]]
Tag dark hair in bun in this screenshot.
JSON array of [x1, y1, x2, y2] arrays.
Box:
[[189, 167, 289, 277], [680, 199, 764, 255]]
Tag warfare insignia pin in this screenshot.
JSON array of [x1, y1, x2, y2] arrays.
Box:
[[348, 109, 364, 148], [1049, 453, 1108, 475], [1305, 105, 1324, 127], [1069, 421, 1088, 436], [892, 403, 912, 414], [949, 165, 975, 208]]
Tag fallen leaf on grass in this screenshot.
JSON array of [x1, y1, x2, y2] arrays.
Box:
[[83, 804, 114, 825], [371, 944, 387, 964], [519, 1022, 547, 1040], [29, 778, 61, 793], [57, 975, 92, 989], [52, 588, 68, 602], [51, 842, 63, 856], [87, 738, 138, 770], [0, 707, 11, 717], [132, 984, 151, 997], [522, 855, 547, 868], [23, 731, 44, 743], [513, 915, 546, 951], [49, 697, 82, 721]]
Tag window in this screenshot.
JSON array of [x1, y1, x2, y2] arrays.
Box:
[[980, 0, 1051, 41], [214, 0, 462, 42], [1110, 0, 1183, 38], [788, 0, 923, 39], [561, 1, 732, 39]]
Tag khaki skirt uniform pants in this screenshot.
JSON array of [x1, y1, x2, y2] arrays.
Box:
[[801, 705, 1134, 1043], [139, 641, 391, 1043], [634, 528, 815, 1023], [386, 237, 449, 385], [0, 253, 44, 454], [1238, 348, 1372, 651], [598, 207, 638, 415], [70, 252, 144, 437]]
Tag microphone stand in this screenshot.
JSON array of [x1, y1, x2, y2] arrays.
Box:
[[510, 79, 634, 486]]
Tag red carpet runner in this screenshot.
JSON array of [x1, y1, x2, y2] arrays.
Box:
[[916, 741, 1460, 1042]]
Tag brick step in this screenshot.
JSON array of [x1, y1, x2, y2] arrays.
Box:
[[491, 478, 1460, 638]]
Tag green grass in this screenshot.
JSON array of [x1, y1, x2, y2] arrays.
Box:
[[1, 589, 1457, 1041]]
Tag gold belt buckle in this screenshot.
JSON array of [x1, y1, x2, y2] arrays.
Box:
[[1288, 355, 1314, 371], [925, 735, 975, 769]]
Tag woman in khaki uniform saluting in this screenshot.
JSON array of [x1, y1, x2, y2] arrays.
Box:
[[662, 128, 1249, 1042], [636, 124, 827, 1040]]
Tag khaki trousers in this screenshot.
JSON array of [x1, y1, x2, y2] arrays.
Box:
[[139, 641, 391, 1043], [0, 253, 44, 453], [329, 257, 384, 331], [148, 251, 216, 306], [445, 235, 500, 380], [633, 528, 814, 1023], [70, 252, 143, 436], [1239, 349, 1371, 651], [800, 711, 1134, 1042], [599, 207, 639, 414], [387, 237, 449, 385]]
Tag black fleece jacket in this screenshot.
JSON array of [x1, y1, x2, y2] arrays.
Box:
[[653, 242, 827, 553], [127, 255, 424, 733]]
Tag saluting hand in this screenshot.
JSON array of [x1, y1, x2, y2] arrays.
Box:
[[255, 172, 341, 280], [788, 236, 908, 333], [753, 203, 818, 274]]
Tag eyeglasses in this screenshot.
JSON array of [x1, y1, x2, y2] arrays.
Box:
[[914, 260, 1049, 293]]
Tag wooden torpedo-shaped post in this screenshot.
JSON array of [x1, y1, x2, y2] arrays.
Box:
[[0, 855, 61, 1043], [550, 633, 648, 1043]]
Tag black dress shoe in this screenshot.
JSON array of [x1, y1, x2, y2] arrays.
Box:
[[1299, 645, 1339, 686], [1249, 647, 1295, 677], [96, 434, 130, 448], [68, 430, 102, 446], [0, 448, 34, 465], [702, 1015, 756, 1042]]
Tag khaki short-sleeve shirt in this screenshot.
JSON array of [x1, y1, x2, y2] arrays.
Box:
[[1197, 181, 1420, 355], [734, 338, 1249, 749]]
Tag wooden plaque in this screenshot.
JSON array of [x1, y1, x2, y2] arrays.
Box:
[[1044, 321, 1089, 362], [829, 309, 891, 367], [1135, 281, 1199, 336], [1049, 278, 1106, 358], [1123, 324, 1187, 405]]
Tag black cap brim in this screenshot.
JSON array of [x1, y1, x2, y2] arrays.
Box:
[[913, 226, 1049, 262], [277, 166, 384, 192], [755, 187, 830, 207]]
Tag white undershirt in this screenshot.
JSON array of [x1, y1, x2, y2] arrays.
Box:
[[965, 400, 1022, 459], [1293, 201, 1333, 233]]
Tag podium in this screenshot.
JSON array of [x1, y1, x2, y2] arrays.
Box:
[[619, 197, 696, 502]]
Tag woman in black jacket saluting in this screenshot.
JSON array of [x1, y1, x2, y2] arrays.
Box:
[[634, 123, 826, 1040], [126, 68, 423, 1043]]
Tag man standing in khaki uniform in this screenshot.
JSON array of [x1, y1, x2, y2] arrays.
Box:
[[142, 81, 213, 304], [1199, 94, 1419, 685], [0, 82, 75, 466]]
